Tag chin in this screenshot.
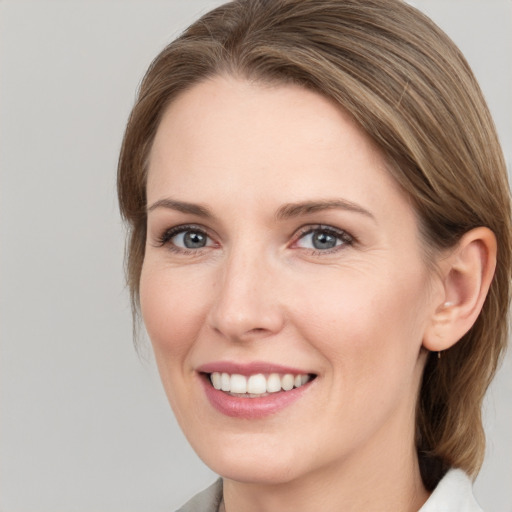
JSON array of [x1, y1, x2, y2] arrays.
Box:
[[207, 453, 303, 485], [188, 429, 310, 485]]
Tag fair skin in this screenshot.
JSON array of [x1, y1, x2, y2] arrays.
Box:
[[140, 76, 494, 512]]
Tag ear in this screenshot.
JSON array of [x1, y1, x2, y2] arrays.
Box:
[[423, 227, 497, 353]]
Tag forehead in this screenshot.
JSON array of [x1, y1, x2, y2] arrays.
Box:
[[147, 75, 410, 222], [150, 76, 374, 158]]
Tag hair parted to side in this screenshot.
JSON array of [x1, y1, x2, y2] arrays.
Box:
[[118, 0, 511, 488]]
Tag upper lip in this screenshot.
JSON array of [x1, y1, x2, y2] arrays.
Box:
[[197, 361, 313, 376]]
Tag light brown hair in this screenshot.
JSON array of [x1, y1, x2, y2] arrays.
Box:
[[118, 0, 511, 488]]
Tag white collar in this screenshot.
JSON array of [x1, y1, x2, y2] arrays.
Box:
[[419, 469, 483, 512]]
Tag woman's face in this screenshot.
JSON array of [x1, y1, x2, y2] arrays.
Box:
[[141, 76, 438, 484]]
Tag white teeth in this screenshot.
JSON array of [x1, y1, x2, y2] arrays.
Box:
[[230, 374, 247, 393], [266, 373, 282, 393], [209, 371, 312, 395], [281, 374, 294, 391], [247, 374, 267, 394], [221, 372, 230, 392], [211, 372, 222, 390]]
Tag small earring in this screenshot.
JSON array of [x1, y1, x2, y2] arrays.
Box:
[[443, 301, 454, 308], [437, 351, 441, 359]]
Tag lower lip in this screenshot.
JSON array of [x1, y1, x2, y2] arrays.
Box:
[[200, 374, 313, 419]]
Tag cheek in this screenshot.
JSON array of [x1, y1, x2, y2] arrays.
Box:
[[300, 269, 429, 426], [139, 263, 210, 357], [295, 266, 429, 370]]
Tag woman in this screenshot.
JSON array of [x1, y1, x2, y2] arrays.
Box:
[[117, 0, 511, 510]]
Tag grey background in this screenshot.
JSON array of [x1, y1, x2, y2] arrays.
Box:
[[0, 1, 510, 511]]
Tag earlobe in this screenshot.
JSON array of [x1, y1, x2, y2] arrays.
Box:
[[423, 227, 497, 353]]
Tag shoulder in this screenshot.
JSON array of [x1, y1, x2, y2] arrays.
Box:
[[175, 479, 223, 512], [419, 469, 483, 512]]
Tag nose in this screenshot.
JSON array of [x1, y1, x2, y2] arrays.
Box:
[[207, 248, 285, 342]]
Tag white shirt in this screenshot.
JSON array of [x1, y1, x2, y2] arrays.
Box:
[[419, 469, 483, 512]]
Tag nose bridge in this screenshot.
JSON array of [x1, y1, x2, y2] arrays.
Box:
[[208, 241, 283, 340]]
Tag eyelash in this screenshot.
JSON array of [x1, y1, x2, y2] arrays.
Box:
[[155, 224, 354, 256], [155, 224, 213, 255]]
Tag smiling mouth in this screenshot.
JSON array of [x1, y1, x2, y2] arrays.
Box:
[[205, 372, 316, 398]]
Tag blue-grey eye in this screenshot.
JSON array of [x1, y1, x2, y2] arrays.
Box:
[[312, 231, 338, 249], [296, 227, 351, 251], [171, 229, 211, 249]]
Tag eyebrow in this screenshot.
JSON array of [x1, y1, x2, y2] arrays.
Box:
[[147, 198, 213, 217], [275, 199, 375, 221], [147, 197, 375, 222]]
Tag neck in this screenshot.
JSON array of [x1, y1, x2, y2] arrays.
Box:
[[222, 424, 429, 512]]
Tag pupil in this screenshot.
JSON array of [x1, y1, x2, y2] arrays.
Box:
[[313, 231, 337, 250], [184, 231, 206, 248]]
